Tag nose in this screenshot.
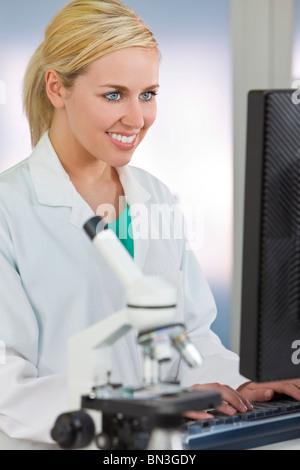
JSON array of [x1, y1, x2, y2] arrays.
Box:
[[121, 100, 145, 130]]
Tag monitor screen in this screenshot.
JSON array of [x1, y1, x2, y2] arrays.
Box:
[[239, 89, 300, 382]]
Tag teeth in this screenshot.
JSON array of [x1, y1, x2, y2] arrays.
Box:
[[110, 133, 136, 144]]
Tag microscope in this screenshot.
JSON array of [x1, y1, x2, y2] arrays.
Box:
[[51, 217, 221, 450]]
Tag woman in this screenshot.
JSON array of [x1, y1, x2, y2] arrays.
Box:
[[0, 0, 299, 449]]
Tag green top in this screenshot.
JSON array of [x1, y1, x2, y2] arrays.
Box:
[[107, 203, 134, 258]]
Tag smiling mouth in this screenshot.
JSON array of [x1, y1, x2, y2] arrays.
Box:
[[108, 132, 137, 144]]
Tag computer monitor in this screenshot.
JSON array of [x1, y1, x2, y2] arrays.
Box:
[[239, 89, 300, 383]]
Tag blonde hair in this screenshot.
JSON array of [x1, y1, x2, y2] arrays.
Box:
[[23, 0, 159, 147]]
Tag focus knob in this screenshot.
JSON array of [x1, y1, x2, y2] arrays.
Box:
[[51, 410, 95, 449]]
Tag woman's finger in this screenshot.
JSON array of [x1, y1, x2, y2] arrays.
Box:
[[183, 410, 214, 420], [191, 383, 252, 414]]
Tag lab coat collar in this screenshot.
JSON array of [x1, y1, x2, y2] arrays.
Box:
[[29, 132, 152, 211], [116, 165, 151, 206], [116, 166, 151, 269], [29, 132, 74, 208], [29, 133, 151, 268]]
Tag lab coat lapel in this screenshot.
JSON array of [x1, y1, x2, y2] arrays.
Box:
[[117, 166, 151, 272], [29, 133, 73, 207], [29, 133, 94, 229], [29, 134, 153, 268]]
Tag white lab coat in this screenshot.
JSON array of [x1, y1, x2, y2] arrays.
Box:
[[0, 133, 247, 449]]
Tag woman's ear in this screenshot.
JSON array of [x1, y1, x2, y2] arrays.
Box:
[[45, 69, 66, 109]]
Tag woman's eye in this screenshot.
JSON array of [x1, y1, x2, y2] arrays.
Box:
[[141, 92, 154, 101], [105, 92, 121, 101], [104, 91, 157, 102]]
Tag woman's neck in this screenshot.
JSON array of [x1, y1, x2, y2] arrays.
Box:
[[48, 125, 125, 217]]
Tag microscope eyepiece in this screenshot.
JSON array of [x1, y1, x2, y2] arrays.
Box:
[[84, 216, 107, 240]]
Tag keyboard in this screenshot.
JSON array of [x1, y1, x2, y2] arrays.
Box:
[[183, 397, 300, 450]]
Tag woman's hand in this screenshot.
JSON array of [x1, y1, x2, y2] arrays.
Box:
[[184, 382, 253, 420], [184, 379, 300, 420], [237, 379, 300, 403]]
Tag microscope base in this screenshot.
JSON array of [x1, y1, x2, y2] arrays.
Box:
[[81, 388, 221, 450]]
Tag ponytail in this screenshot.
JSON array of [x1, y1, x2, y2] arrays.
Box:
[[23, 43, 54, 148]]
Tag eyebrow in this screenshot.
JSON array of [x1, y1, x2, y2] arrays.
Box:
[[98, 83, 160, 91]]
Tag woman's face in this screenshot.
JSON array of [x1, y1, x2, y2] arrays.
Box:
[[59, 47, 160, 167]]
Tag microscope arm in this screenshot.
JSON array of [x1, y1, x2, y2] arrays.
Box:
[[68, 217, 178, 409], [68, 308, 130, 410]]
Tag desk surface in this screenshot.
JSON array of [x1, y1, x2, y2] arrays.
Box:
[[254, 438, 300, 450]]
